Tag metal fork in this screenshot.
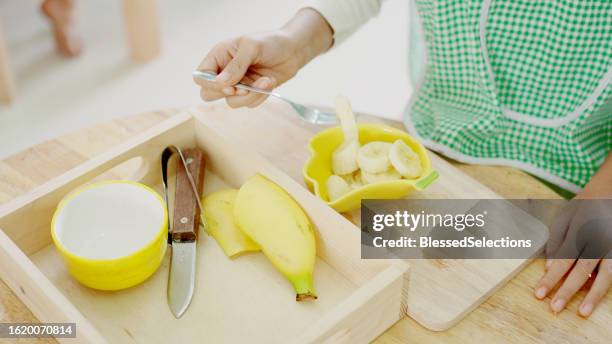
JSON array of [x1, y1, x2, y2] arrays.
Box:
[[192, 70, 337, 125]]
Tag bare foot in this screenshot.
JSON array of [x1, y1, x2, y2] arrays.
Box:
[[41, 0, 83, 57]]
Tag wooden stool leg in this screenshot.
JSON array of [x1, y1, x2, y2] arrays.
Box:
[[122, 0, 161, 62], [0, 25, 16, 104]]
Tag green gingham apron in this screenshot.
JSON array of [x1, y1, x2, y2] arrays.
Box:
[[405, 0, 612, 193]]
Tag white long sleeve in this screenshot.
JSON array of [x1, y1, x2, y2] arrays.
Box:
[[304, 0, 383, 44]]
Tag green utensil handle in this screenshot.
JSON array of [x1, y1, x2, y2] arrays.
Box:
[[415, 170, 439, 190]]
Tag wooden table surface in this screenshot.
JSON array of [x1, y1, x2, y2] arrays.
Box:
[[0, 105, 609, 344]]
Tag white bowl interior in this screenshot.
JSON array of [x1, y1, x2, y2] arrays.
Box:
[[53, 182, 166, 260]]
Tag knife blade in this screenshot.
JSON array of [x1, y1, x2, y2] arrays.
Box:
[[167, 148, 206, 318], [168, 241, 196, 317]]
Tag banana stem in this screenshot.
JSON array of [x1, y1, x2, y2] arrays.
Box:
[[293, 276, 317, 302]]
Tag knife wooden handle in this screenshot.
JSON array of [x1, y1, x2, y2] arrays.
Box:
[[172, 148, 206, 242]]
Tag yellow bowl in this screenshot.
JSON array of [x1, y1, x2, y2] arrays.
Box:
[[51, 180, 168, 291], [303, 123, 438, 212]]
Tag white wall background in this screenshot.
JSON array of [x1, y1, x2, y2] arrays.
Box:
[[0, 0, 410, 158]]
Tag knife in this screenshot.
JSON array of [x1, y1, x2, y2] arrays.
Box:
[[163, 147, 206, 318]]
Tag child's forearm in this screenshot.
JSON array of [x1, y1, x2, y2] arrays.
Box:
[[579, 151, 612, 198], [281, 8, 333, 68]]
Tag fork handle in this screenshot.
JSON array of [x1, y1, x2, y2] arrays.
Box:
[[192, 70, 279, 98]]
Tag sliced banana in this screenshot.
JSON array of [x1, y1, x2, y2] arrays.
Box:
[[335, 95, 358, 141], [389, 139, 422, 179], [332, 139, 359, 175], [343, 171, 364, 190], [357, 141, 392, 173], [361, 169, 401, 184], [352, 171, 364, 188], [326, 175, 351, 201]]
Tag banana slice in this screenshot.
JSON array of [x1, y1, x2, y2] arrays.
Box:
[[335, 95, 358, 141], [358, 141, 392, 173], [332, 139, 359, 175], [343, 171, 364, 190], [353, 171, 364, 189], [389, 139, 422, 179], [361, 169, 401, 184], [326, 175, 351, 201]]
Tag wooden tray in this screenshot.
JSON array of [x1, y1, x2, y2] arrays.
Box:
[[0, 111, 410, 343], [189, 102, 547, 331]]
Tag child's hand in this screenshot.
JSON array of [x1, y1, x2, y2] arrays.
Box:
[[194, 8, 333, 108], [534, 198, 611, 317], [194, 32, 302, 108]]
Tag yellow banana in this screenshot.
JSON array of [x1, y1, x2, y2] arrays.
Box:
[[234, 174, 317, 301]]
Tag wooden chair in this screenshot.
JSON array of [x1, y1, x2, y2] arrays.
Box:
[[0, 0, 161, 105]]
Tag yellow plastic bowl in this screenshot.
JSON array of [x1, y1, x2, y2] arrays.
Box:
[[304, 123, 438, 212], [51, 180, 168, 291]]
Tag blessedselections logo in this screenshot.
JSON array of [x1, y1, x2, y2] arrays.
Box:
[[361, 199, 612, 259]]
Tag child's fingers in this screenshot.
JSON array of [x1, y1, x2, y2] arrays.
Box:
[[225, 90, 266, 108], [546, 202, 578, 258], [197, 76, 231, 99], [200, 87, 224, 102], [195, 42, 239, 95], [534, 258, 575, 299], [195, 73, 233, 95], [225, 77, 275, 108], [579, 259, 611, 317], [194, 46, 224, 87], [216, 39, 260, 87], [198, 73, 256, 102], [550, 259, 599, 313], [234, 74, 257, 96], [247, 93, 270, 108], [248, 76, 276, 108]]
